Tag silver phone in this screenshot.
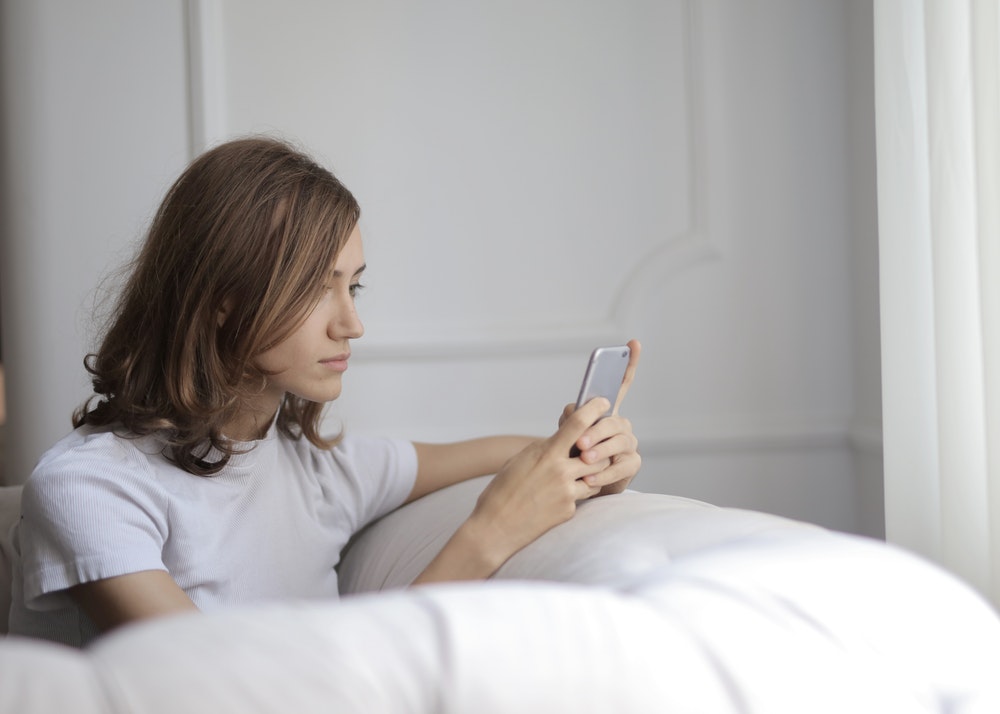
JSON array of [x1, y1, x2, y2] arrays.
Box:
[[574, 345, 631, 417]]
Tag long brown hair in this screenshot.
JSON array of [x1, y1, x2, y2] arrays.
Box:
[[75, 137, 360, 475]]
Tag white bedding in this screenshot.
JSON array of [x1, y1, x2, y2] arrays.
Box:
[[2, 478, 999, 713], [337, 476, 1000, 712], [339, 475, 820, 591]]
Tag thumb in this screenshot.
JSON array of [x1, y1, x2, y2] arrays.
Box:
[[612, 339, 641, 416]]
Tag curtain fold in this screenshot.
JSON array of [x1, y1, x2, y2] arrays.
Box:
[[874, 0, 1000, 609]]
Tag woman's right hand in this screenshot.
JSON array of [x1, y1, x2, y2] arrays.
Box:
[[463, 396, 630, 568], [410, 397, 615, 584]]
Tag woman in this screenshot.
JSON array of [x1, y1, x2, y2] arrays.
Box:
[[8, 137, 641, 647]]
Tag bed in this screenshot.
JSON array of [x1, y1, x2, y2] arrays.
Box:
[[1, 476, 999, 712]]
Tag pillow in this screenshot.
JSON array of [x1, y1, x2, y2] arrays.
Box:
[[0, 485, 23, 634], [339, 476, 487, 594], [338, 474, 804, 594]]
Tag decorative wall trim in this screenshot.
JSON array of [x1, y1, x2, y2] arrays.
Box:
[[352, 415, 855, 456], [611, 0, 718, 328], [352, 322, 621, 361], [183, 0, 719, 360], [848, 422, 884, 456], [601, 420, 879, 460], [184, 0, 226, 157], [637, 417, 851, 456]]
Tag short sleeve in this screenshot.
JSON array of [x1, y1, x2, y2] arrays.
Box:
[[17, 434, 170, 610], [325, 436, 418, 536]]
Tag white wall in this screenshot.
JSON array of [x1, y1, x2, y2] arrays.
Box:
[[0, 0, 191, 486], [845, 0, 884, 538], [0, 0, 882, 536]]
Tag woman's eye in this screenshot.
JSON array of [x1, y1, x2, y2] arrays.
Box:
[[349, 283, 365, 298]]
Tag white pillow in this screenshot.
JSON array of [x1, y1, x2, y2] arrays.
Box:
[[338, 475, 811, 594], [0, 486, 23, 634], [339, 476, 486, 593]]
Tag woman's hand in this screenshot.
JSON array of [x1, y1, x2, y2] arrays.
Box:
[[410, 397, 620, 584], [468, 397, 620, 555], [409, 339, 642, 585]]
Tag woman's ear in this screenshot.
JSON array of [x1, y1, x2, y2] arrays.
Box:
[[217, 298, 235, 327]]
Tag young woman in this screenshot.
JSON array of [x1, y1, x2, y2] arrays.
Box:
[[8, 137, 641, 647]]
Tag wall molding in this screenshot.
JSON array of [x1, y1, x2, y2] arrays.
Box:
[[184, 0, 226, 156], [339, 413, 858, 456], [848, 422, 884, 456], [610, 0, 718, 328], [184, 0, 719, 360], [637, 417, 851, 457], [640, 419, 882, 458]]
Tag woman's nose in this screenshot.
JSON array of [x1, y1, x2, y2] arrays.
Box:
[[330, 300, 364, 339]]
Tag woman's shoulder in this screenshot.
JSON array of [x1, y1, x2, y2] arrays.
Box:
[[25, 425, 167, 501], [36, 424, 156, 471], [18, 426, 173, 572]]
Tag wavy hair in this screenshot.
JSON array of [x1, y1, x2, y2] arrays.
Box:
[[75, 137, 360, 475]]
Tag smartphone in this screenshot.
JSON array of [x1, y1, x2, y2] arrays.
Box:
[[574, 344, 631, 417]]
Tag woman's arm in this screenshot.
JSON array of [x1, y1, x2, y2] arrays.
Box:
[[409, 339, 642, 585], [69, 570, 199, 634], [408, 436, 539, 503]]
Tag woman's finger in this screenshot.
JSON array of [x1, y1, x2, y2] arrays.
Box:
[[612, 339, 642, 416], [550, 397, 610, 455], [582, 451, 641, 490], [577, 431, 637, 465], [576, 413, 633, 450]]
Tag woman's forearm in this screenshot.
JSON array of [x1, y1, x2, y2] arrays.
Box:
[[408, 436, 539, 502], [409, 516, 512, 585]]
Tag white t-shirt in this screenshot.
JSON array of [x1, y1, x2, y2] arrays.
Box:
[[8, 422, 418, 647]]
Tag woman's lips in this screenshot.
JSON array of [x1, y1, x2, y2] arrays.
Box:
[[320, 354, 350, 372]]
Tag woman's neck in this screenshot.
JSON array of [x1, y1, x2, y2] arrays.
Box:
[[223, 407, 278, 442]]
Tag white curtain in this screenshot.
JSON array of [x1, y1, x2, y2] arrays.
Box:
[[874, 0, 1000, 609]]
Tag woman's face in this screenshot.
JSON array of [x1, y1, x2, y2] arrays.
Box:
[[250, 225, 366, 420]]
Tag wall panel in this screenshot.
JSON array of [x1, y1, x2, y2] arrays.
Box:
[[0, 0, 880, 535], [184, 0, 867, 531]]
